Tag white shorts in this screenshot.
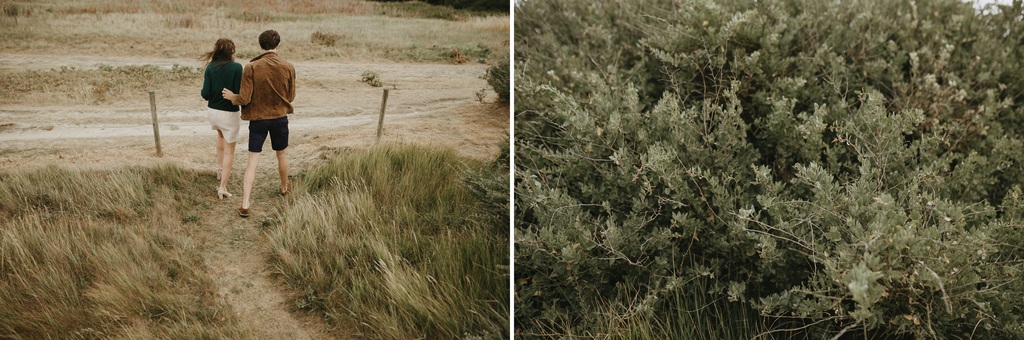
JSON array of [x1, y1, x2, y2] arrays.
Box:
[[207, 108, 241, 143]]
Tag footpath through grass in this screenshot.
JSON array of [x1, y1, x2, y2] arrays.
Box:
[[0, 144, 509, 338]]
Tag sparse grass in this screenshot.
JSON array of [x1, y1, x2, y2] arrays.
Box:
[[0, 64, 202, 105], [0, 164, 244, 338], [267, 144, 509, 338], [0, 1, 508, 64]]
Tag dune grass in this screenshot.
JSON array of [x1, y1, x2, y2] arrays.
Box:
[[0, 164, 243, 338], [267, 144, 509, 338], [0, 145, 508, 338]]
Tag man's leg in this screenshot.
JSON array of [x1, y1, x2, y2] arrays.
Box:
[[276, 149, 289, 194], [241, 152, 261, 211], [268, 116, 290, 195]]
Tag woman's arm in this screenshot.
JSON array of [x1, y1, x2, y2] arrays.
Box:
[[224, 64, 253, 105]]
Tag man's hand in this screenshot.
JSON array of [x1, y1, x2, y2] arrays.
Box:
[[222, 88, 237, 101]]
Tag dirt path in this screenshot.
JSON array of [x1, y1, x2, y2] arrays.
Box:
[[0, 53, 508, 337], [200, 173, 341, 339]]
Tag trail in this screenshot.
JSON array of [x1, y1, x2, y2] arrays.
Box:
[[198, 170, 343, 339]]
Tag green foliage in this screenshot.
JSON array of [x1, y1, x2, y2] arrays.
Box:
[[484, 60, 509, 104], [515, 0, 1024, 338], [268, 144, 509, 338]]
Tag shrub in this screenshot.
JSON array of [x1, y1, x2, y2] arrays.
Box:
[[515, 0, 1024, 338], [483, 60, 508, 104], [448, 48, 467, 64], [360, 70, 383, 87], [311, 31, 341, 47]]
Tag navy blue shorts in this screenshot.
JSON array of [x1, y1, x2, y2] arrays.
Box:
[[248, 116, 289, 152]]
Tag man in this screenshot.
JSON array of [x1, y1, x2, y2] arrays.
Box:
[[222, 29, 296, 218]]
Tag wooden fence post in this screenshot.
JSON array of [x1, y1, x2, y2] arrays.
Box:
[[148, 89, 163, 157], [376, 88, 389, 144]]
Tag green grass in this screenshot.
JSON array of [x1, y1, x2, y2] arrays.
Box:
[[0, 165, 243, 338], [268, 144, 509, 338]]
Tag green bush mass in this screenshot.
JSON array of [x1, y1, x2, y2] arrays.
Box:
[[486, 60, 510, 104], [515, 0, 1024, 338]]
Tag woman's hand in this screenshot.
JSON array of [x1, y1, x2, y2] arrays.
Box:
[[221, 88, 237, 101]]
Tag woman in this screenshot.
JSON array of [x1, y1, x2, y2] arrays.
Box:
[[200, 38, 244, 199]]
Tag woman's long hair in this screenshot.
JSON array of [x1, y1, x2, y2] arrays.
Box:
[[201, 38, 235, 71]]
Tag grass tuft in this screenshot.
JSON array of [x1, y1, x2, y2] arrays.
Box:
[[0, 164, 242, 338], [311, 30, 342, 47], [267, 144, 509, 338]]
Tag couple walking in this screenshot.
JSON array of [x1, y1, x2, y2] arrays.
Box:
[[200, 30, 296, 218]]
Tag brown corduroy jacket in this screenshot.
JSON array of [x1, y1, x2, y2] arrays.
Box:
[[231, 51, 296, 121]]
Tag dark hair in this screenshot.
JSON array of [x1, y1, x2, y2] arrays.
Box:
[[258, 30, 280, 50], [201, 38, 235, 70]]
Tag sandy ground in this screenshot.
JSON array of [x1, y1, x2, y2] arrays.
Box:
[[0, 53, 509, 337]]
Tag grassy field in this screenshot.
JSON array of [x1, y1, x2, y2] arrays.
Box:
[[270, 144, 509, 338], [0, 0, 508, 64], [0, 144, 509, 337], [0, 165, 244, 338]]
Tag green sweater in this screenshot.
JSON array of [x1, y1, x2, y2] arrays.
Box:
[[201, 61, 243, 112]]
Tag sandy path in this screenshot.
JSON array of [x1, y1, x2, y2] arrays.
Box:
[[0, 53, 508, 337], [200, 177, 341, 339]]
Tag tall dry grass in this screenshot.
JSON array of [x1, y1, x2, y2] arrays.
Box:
[[267, 144, 509, 338], [0, 165, 244, 338], [0, 0, 509, 64]]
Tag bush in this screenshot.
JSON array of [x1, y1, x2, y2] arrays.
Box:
[[360, 70, 383, 87], [515, 0, 1024, 338], [483, 60, 508, 104]]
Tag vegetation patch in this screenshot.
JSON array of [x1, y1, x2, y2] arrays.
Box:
[[0, 64, 201, 105], [267, 144, 509, 338], [0, 165, 242, 338], [310, 30, 342, 47], [483, 60, 508, 104], [359, 70, 383, 87], [515, 0, 1024, 338]]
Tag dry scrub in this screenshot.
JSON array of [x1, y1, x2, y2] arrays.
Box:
[[0, 0, 508, 64]]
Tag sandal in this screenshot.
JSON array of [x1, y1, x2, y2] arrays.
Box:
[[237, 207, 250, 217], [217, 187, 233, 199]]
